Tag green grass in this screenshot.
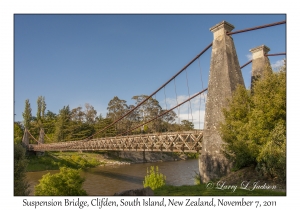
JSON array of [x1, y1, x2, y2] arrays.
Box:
[[153, 184, 286, 196], [27, 151, 104, 172]]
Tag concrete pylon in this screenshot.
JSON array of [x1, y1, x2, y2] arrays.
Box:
[[21, 128, 29, 148], [38, 128, 45, 144], [250, 45, 272, 90], [199, 21, 245, 183]]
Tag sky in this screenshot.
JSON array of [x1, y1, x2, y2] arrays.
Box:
[[14, 14, 286, 129]]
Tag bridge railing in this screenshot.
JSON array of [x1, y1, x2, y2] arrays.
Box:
[[29, 131, 203, 153]]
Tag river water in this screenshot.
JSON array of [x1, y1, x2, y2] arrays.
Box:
[[26, 159, 199, 195]]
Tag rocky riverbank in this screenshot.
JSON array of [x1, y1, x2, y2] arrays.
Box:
[[96, 151, 191, 165]]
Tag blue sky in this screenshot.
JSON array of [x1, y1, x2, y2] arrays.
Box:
[[14, 14, 286, 129]]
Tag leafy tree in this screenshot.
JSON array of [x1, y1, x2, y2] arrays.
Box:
[[181, 120, 194, 131], [132, 95, 162, 133], [69, 105, 95, 140], [220, 85, 257, 169], [36, 96, 42, 122], [43, 110, 57, 141], [14, 144, 30, 195], [126, 104, 140, 133], [35, 167, 87, 196], [71, 106, 85, 122], [220, 64, 286, 180], [41, 96, 46, 118], [36, 96, 46, 127], [107, 96, 128, 134], [94, 117, 116, 137], [249, 65, 286, 180], [143, 166, 166, 190], [22, 99, 32, 129], [14, 122, 24, 144], [84, 103, 97, 124], [54, 106, 71, 141]]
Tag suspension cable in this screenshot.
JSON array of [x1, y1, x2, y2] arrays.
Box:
[[164, 86, 168, 111], [185, 69, 193, 124], [173, 78, 180, 126], [240, 60, 253, 69], [227, 20, 286, 35], [198, 58, 204, 130], [239, 52, 286, 70], [265, 52, 286, 56], [27, 130, 41, 144]]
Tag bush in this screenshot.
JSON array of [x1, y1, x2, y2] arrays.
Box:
[[143, 166, 166, 190], [220, 64, 286, 180], [35, 167, 87, 196], [256, 122, 286, 180]]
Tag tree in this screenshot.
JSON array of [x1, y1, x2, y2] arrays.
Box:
[[36, 96, 42, 123], [220, 64, 286, 180], [43, 110, 57, 141], [14, 144, 30, 195], [14, 122, 24, 144], [132, 95, 162, 133], [220, 85, 257, 169], [107, 96, 128, 134], [94, 117, 116, 137], [35, 96, 46, 124], [160, 110, 177, 132], [41, 96, 46, 118], [22, 99, 32, 129], [181, 120, 194, 131], [71, 106, 85, 122], [35, 167, 87, 196], [54, 106, 71, 141], [68, 105, 95, 140], [84, 103, 97, 124]]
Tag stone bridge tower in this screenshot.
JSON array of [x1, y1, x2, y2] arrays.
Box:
[[199, 21, 245, 183], [250, 45, 272, 90]]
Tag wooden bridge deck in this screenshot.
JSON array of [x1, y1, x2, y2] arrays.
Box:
[[28, 131, 203, 153]]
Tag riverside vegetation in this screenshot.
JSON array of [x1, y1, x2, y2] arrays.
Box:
[[27, 151, 103, 172]]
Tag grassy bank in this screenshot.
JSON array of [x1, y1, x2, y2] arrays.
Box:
[[153, 184, 286, 196], [27, 151, 105, 172]]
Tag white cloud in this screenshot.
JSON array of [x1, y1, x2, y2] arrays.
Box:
[[246, 53, 252, 61], [271, 59, 285, 71], [163, 93, 207, 129]]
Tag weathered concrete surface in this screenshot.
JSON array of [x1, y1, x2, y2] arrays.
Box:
[[199, 21, 245, 183], [250, 45, 272, 89], [22, 128, 29, 147]]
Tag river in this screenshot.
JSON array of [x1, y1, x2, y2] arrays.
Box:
[[26, 159, 199, 195]]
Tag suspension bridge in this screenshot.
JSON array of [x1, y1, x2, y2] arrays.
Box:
[[21, 20, 286, 182]]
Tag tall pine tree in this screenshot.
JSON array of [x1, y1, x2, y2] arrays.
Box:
[[22, 99, 32, 130]]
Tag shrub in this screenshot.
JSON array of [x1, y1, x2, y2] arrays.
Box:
[[35, 167, 87, 196], [143, 166, 166, 190]]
